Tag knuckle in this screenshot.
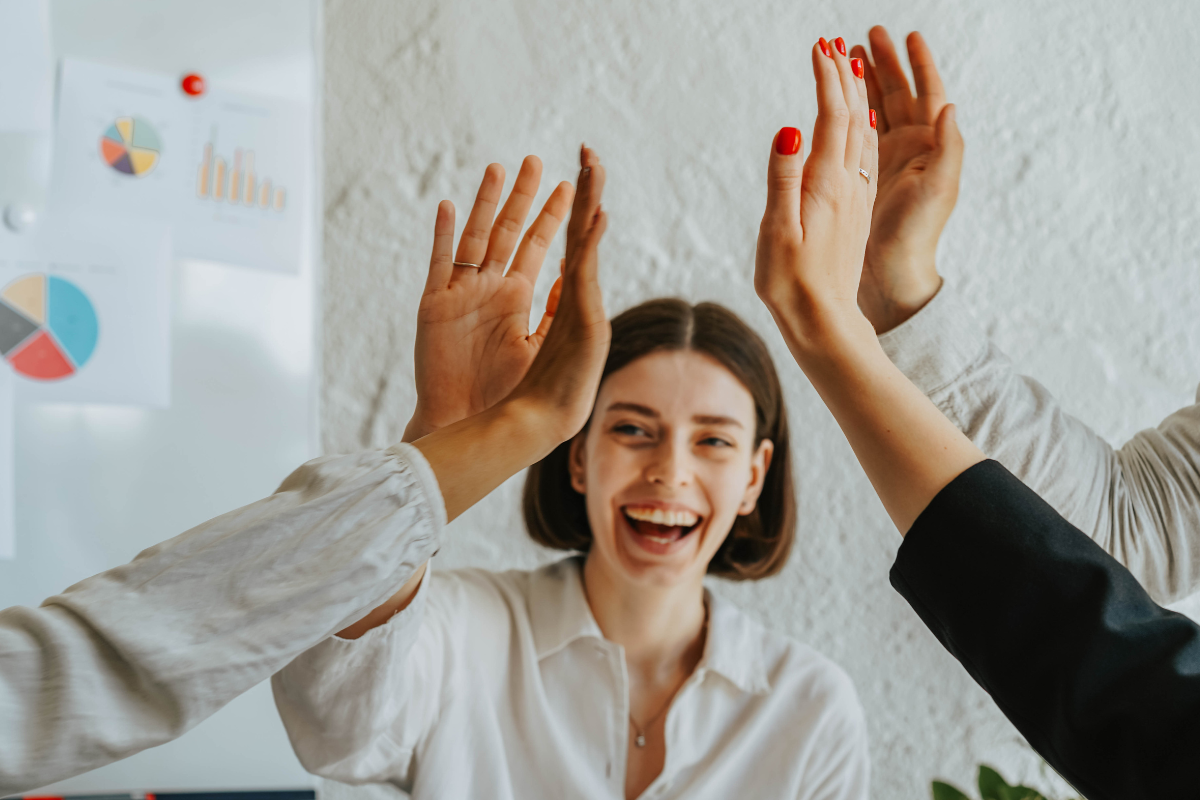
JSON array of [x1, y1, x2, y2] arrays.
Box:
[[767, 174, 803, 194], [826, 106, 851, 126], [525, 229, 552, 250], [494, 217, 522, 235]]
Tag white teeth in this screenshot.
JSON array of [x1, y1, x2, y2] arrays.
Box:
[[624, 506, 699, 528]]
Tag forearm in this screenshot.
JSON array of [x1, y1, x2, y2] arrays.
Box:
[[776, 304, 983, 533], [414, 396, 559, 522]]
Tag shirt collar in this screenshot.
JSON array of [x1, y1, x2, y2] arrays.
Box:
[[528, 556, 771, 696], [697, 587, 772, 695], [528, 556, 606, 660]]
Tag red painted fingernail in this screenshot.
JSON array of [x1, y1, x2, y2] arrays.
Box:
[[869, 109, 878, 129], [775, 127, 802, 156], [818, 38, 831, 57], [835, 37, 847, 56], [851, 58, 864, 79]]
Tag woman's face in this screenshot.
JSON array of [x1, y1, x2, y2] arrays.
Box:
[[570, 349, 773, 589]]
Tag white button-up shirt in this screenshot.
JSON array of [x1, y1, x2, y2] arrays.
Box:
[[273, 450, 869, 799]]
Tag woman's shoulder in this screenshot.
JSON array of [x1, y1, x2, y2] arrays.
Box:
[[422, 555, 581, 626], [706, 589, 862, 715]]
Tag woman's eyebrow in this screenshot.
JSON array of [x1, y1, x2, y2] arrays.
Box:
[[606, 402, 744, 429], [606, 401, 659, 417], [692, 414, 744, 428]]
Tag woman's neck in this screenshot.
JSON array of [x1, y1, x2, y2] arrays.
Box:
[[580, 553, 708, 679]]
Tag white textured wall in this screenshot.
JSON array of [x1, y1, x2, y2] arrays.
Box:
[[322, 1, 1200, 796]]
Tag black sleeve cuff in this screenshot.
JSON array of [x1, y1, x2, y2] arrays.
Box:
[[890, 460, 1200, 800]]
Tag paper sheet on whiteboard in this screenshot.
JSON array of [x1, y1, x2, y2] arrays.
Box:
[[0, 365, 11, 560], [0, 217, 171, 406], [0, 0, 52, 133], [49, 58, 309, 274]]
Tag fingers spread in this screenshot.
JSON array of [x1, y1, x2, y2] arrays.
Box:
[[508, 180, 574, 282], [455, 163, 505, 267], [808, 39, 852, 172], [424, 199, 456, 293], [907, 31, 947, 127], [867, 25, 914, 128], [482, 155, 542, 273]]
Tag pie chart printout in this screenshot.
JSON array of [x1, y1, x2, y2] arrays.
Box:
[[100, 116, 162, 177], [0, 274, 99, 381]]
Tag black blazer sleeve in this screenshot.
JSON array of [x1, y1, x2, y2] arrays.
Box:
[[890, 460, 1200, 800]]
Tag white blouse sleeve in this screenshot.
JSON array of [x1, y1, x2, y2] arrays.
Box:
[[271, 565, 442, 788], [0, 443, 444, 796], [880, 286, 1200, 604]]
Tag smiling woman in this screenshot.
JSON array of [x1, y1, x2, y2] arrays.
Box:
[[525, 299, 794, 581]]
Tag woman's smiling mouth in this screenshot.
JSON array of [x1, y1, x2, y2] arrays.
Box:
[[621, 504, 702, 552]]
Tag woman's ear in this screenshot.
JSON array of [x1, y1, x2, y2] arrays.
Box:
[[568, 433, 588, 494], [738, 439, 774, 515]]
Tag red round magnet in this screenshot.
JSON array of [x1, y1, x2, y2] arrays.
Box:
[[181, 73, 206, 97]]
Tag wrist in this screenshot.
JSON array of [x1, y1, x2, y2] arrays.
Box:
[[859, 253, 942, 334], [766, 290, 874, 359], [402, 414, 436, 443]]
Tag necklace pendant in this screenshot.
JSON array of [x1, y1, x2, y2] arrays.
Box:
[[635, 733, 647, 748]]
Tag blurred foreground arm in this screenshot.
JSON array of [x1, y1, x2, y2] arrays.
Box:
[[0, 445, 443, 795], [891, 461, 1200, 800]]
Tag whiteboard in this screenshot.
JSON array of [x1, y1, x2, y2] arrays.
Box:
[[0, 0, 322, 793]]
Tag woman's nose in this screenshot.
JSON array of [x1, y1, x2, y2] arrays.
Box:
[[645, 441, 691, 487]]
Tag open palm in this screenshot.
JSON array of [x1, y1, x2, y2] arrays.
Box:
[[851, 28, 963, 332], [405, 157, 574, 441]]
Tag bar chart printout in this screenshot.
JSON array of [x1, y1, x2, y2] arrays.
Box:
[[196, 134, 287, 212]]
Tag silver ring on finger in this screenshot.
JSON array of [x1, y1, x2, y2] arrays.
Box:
[[453, 261, 482, 269], [858, 169, 870, 183]]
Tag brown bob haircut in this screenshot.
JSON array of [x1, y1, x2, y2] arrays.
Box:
[[522, 298, 795, 580]]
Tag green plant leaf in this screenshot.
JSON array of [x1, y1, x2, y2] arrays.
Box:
[[978, 765, 1014, 800], [1010, 787, 1047, 800], [931, 781, 974, 800]]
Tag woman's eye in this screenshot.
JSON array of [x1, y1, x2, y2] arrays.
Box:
[[614, 423, 648, 437], [700, 436, 732, 447]]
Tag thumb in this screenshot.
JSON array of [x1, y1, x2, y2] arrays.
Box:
[[530, 275, 563, 346], [763, 126, 804, 231], [929, 103, 964, 190], [545, 274, 563, 317]]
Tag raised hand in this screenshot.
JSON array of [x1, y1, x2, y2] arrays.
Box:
[[341, 149, 608, 636], [755, 37, 879, 354], [404, 157, 574, 441], [409, 146, 609, 526], [850, 28, 963, 333]]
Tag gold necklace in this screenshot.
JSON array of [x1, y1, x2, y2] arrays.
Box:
[[629, 604, 710, 748], [629, 695, 675, 748]]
